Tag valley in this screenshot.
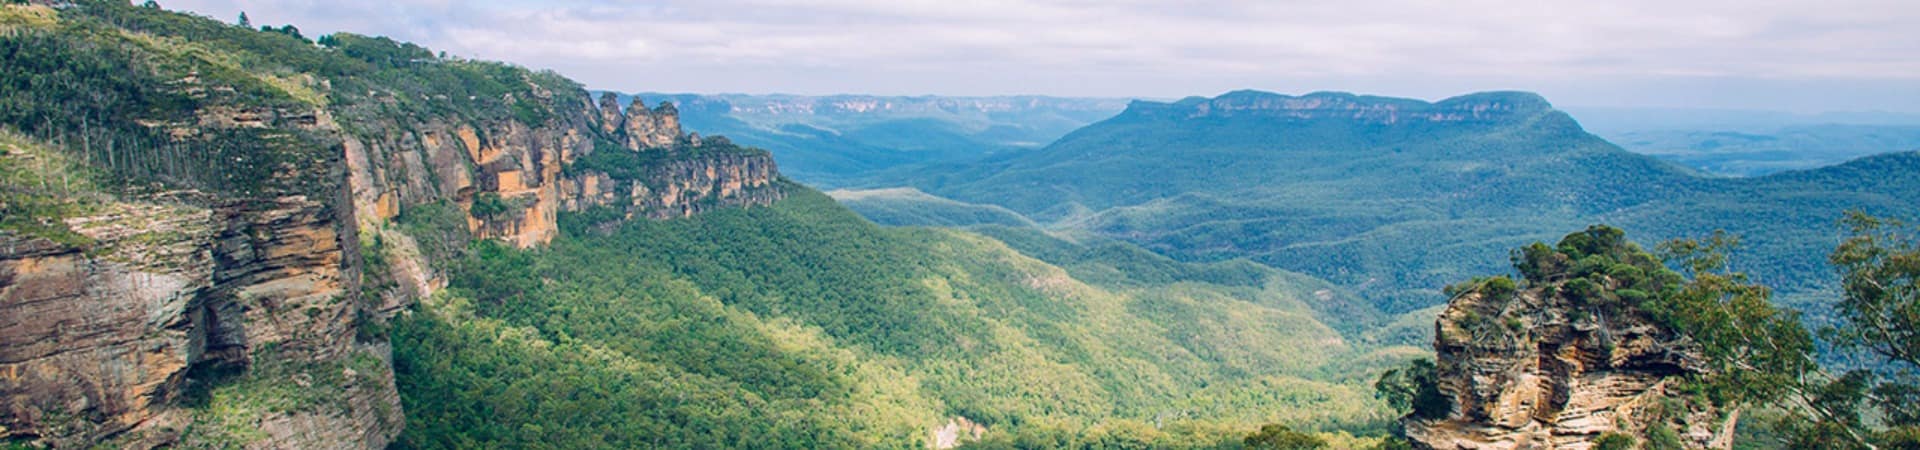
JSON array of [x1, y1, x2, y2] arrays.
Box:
[[2, 1, 1916, 449]]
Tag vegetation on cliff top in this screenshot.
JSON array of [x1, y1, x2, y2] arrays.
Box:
[[0, 128, 100, 246], [0, 0, 584, 198]]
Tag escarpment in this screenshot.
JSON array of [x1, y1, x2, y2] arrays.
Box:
[[344, 90, 781, 252], [1120, 90, 1555, 125], [1401, 227, 1734, 450], [0, 2, 782, 448]]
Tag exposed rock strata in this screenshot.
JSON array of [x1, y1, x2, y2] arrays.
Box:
[[1403, 280, 1733, 450], [1, 195, 401, 448]]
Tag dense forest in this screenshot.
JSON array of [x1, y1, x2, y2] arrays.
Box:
[[391, 188, 1413, 448]]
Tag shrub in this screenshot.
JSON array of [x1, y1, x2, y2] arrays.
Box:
[[1594, 432, 1635, 450]]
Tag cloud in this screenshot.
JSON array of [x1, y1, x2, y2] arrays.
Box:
[[162, 0, 1920, 111]]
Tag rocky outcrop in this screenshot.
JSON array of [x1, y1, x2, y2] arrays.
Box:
[[929, 416, 986, 449], [563, 149, 783, 220], [620, 98, 682, 150], [596, 92, 626, 135], [1402, 229, 1734, 450]]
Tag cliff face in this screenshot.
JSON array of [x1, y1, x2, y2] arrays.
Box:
[[3, 88, 781, 449], [0, 3, 783, 448], [1402, 229, 1735, 450], [0, 194, 402, 449], [343, 86, 781, 253]]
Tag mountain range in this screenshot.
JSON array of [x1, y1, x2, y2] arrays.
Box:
[[853, 90, 1920, 318], [3, 1, 1917, 449], [619, 92, 1129, 187]]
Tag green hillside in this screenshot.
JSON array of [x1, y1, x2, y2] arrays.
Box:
[[393, 187, 1409, 448], [892, 90, 1920, 315]]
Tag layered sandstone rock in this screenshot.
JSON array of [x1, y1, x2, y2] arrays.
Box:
[[0, 195, 401, 449], [1403, 283, 1733, 450]]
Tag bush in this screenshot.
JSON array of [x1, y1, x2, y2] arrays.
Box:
[[1594, 432, 1635, 450]]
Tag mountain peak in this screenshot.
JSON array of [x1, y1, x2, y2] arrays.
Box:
[[1124, 90, 1556, 125]]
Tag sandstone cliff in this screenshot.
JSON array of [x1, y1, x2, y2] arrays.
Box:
[[341, 85, 781, 253], [0, 190, 402, 448], [0, 2, 784, 447], [1401, 228, 1735, 450]]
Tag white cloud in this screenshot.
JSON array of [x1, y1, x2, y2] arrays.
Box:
[[163, 0, 1920, 111]]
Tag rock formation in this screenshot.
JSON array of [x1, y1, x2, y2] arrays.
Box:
[[1401, 228, 1736, 450], [562, 150, 783, 220], [596, 92, 626, 135], [619, 98, 683, 150]]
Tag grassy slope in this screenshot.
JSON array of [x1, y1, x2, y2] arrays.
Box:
[[395, 188, 1410, 448]]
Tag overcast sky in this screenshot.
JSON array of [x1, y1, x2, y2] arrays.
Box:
[[162, 0, 1920, 113]]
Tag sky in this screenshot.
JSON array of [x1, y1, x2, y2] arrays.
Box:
[[162, 0, 1920, 113]]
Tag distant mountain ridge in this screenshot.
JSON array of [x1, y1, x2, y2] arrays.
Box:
[[1595, 124, 1920, 176], [885, 90, 1920, 316], [604, 92, 1131, 187], [1134, 90, 1554, 124], [668, 93, 1130, 117]]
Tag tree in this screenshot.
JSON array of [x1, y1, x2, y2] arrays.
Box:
[[1656, 213, 1920, 449], [1818, 212, 1920, 446], [1653, 232, 1818, 410], [238, 12, 251, 28], [1243, 424, 1326, 450], [1375, 358, 1448, 420], [141, 0, 160, 8]]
